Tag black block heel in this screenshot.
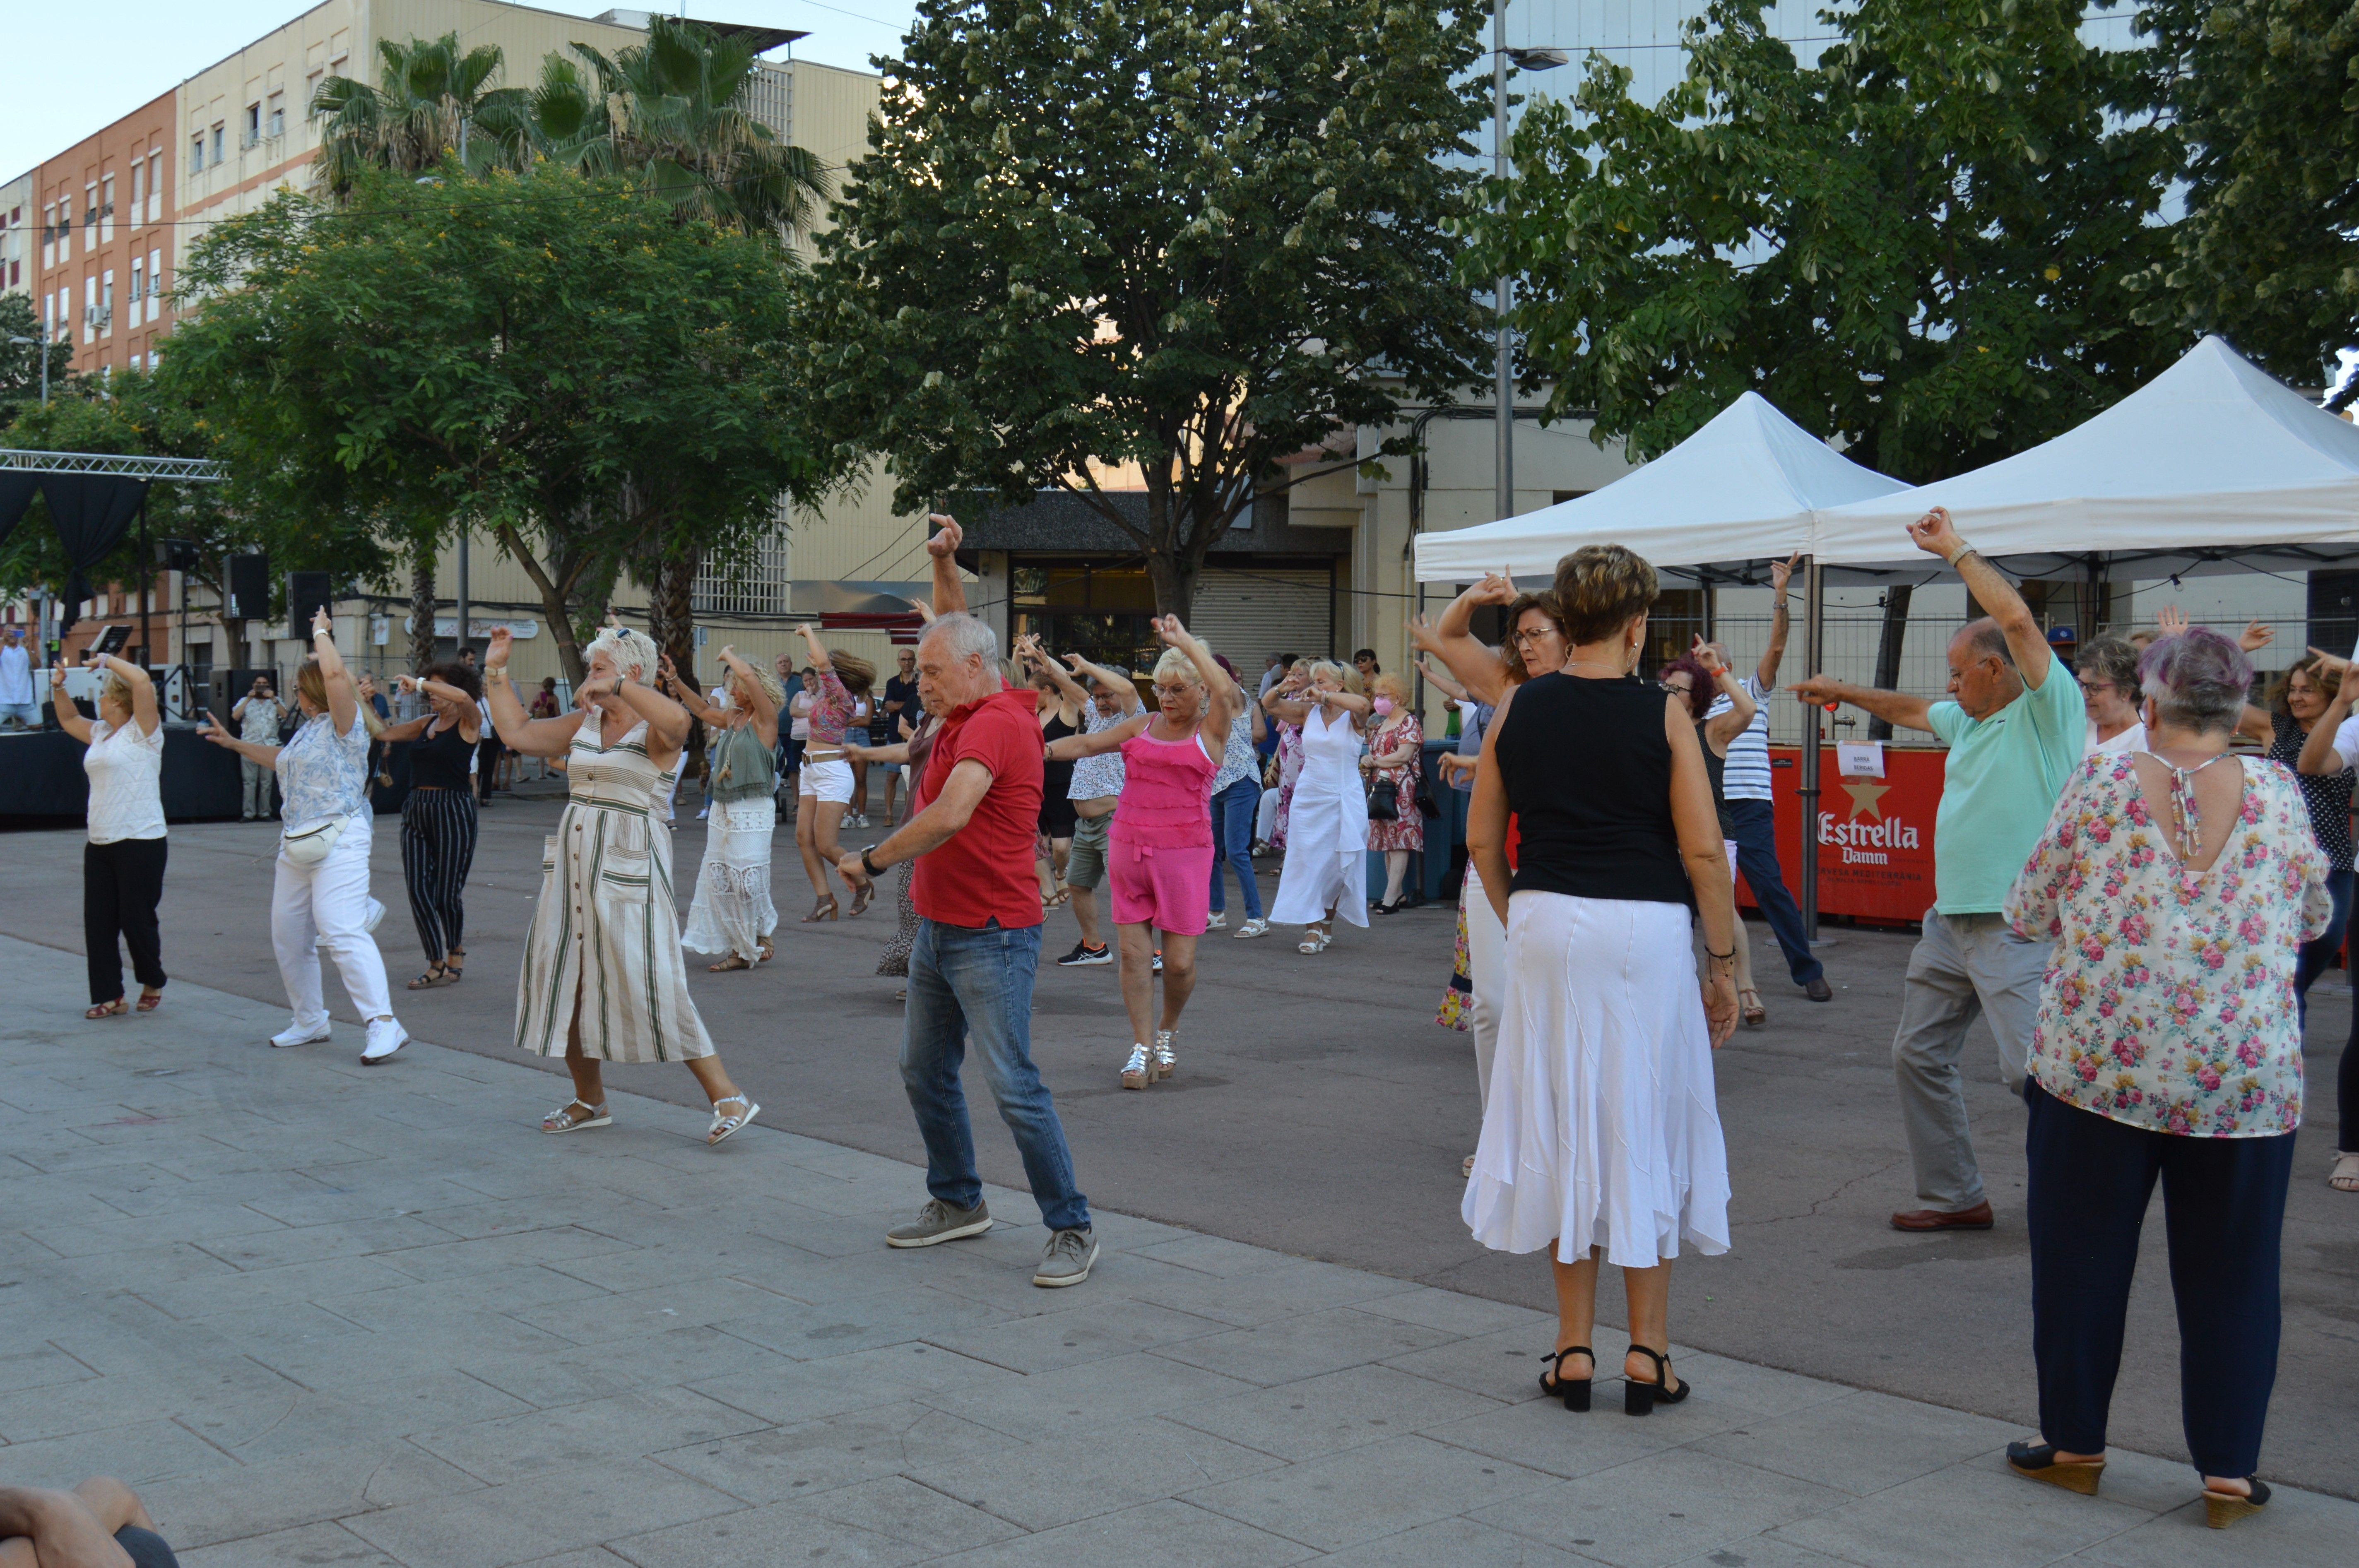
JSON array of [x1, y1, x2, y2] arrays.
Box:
[[1538, 1346, 1592, 1412], [1624, 1344, 1689, 1416]]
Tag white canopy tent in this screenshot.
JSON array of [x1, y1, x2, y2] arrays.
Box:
[[1411, 391, 1908, 582]]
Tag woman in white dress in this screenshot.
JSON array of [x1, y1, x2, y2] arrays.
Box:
[[1463, 544, 1738, 1418], [482, 624, 759, 1145], [662, 647, 783, 971], [1264, 660, 1371, 953], [58, 652, 168, 1018]]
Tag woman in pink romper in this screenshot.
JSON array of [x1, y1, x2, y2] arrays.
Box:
[[1047, 615, 1244, 1091]]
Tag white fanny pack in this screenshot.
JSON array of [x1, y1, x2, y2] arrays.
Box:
[[280, 817, 345, 866]]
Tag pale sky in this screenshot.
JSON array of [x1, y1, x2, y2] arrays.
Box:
[[0, 1, 919, 182]]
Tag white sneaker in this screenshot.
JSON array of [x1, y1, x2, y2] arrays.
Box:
[[1234, 918, 1270, 939], [361, 1017, 408, 1064], [1205, 911, 1228, 930], [271, 1022, 332, 1049], [696, 805, 710, 820]]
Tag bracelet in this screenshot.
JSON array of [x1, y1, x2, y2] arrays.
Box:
[[1944, 543, 1974, 568], [860, 848, 884, 878], [1705, 947, 1735, 962]]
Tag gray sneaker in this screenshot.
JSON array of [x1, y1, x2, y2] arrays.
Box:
[[885, 1198, 993, 1249], [1033, 1226, 1099, 1288]]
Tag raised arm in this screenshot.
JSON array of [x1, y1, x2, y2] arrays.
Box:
[[1048, 711, 1150, 760], [48, 665, 92, 744], [1698, 640, 1757, 750], [1425, 573, 1519, 705], [302, 608, 361, 736], [1153, 615, 1241, 734], [1064, 652, 1141, 711], [1786, 674, 1936, 734], [1911, 507, 2053, 688], [1016, 634, 1087, 706], [600, 670, 692, 753], [657, 654, 720, 724], [1262, 673, 1312, 726], [796, 623, 833, 675], [2298, 649, 2357, 775], [91, 652, 159, 736], [716, 645, 780, 746], [926, 513, 967, 616], [1756, 553, 1798, 688], [481, 628, 585, 757], [1413, 654, 1468, 704]]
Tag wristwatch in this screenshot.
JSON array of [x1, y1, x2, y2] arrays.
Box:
[[860, 848, 885, 879]]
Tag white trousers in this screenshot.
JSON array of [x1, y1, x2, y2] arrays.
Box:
[[1464, 861, 1507, 1109], [272, 813, 393, 1030]]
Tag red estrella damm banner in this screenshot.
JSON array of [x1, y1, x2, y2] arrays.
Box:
[[1738, 744, 1945, 926]]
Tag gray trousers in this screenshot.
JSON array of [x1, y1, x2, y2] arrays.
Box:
[[1893, 908, 2044, 1211], [241, 758, 274, 819]]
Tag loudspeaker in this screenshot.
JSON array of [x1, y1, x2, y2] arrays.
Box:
[[159, 537, 202, 572], [287, 571, 332, 641], [226, 554, 269, 621]]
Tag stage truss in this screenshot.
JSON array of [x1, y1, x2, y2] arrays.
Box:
[[0, 448, 226, 481]]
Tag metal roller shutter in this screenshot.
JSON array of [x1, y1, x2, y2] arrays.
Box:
[[1189, 566, 1336, 669]]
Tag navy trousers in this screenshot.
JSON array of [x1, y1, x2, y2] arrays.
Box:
[[2024, 1082, 2294, 1479], [1722, 798, 1823, 985]]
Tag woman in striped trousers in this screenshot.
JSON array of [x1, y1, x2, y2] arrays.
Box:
[[379, 664, 483, 989]]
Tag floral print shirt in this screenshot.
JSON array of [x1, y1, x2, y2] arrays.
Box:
[[2005, 753, 2330, 1138], [804, 667, 856, 747]]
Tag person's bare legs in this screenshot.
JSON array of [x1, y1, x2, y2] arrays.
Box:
[[1551, 1243, 1601, 1382], [1050, 835, 1072, 891], [1623, 1259, 1678, 1390], [850, 756, 869, 819], [1116, 921, 1157, 1045], [883, 768, 901, 821], [1158, 931, 1199, 1029], [1072, 884, 1105, 949], [1383, 849, 1409, 905], [796, 794, 829, 897]]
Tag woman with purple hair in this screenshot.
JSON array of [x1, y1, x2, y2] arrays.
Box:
[[2003, 627, 2328, 1527], [1659, 642, 1761, 1023]]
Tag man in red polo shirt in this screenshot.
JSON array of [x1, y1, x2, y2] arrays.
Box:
[[838, 608, 1096, 1288]]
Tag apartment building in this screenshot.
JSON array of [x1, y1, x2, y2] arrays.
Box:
[[0, 171, 30, 299], [26, 92, 178, 377]]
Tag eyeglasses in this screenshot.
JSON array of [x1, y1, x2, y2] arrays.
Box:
[[2077, 680, 2116, 695], [1659, 679, 1693, 694], [1508, 628, 1555, 647]]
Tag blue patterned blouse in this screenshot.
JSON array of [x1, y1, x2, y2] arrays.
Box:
[[276, 712, 372, 831]]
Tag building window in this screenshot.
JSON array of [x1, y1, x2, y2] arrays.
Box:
[[83, 276, 96, 344], [130, 257, 143, 309], [304, 70, 323, 122], [147, 249, 162, 321], [191, 133, 205, 173], [243, 103, 261, 149], [41, 202, 55, 267], [128, 162, 143, 229], [99, 174, 114, 242], [210, 125, 225, 166], [100, 271, 113, 337], [147, 151, 162, 219], [83, 182, 96, 236], [267, 91, 285, 139]]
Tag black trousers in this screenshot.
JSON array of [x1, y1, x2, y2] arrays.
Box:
[[475, 735, 503, 801], [400, 787, 478, 964], [2024, 1081, 2294, 1479], [84, 837, 168, 1005]]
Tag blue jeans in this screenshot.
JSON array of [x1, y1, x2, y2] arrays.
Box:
[[1207, 776, 1264, 918], [2294, 866, 2353, 1030], [1724, 797, 1825, 986], [900, 917, 1090, 1232]]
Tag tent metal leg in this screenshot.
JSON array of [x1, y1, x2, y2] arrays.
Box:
[[1799, 555, 1824, 942]]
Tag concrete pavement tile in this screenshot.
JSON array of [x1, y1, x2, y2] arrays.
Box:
[[466, 1324, 793, 1407], [744, 1201, 913, 1258], [1471, 1448, 1859, 1568], [510, 1552, 637, 1567], [1649, 1352, 1859, 1421], [0, 1179, 157, 1229], [1128, 1257, 1420, 1329], [27, 1202, 291, 1257], [909, 1244, 1195, 1320], [509, 1276, 797, 1346], [0, 1343, 96, 1393], [712, 1285, 1013, 1360], [1771, 1461, 2162, 1567], [2022, 1445, 2208, 1517], [651, 1401, 1011, 1504], [140, 1440, 487, 1548], [1353, 1284, 1555, 1338], [340, 1457, 744, 1568], [240, 1178, 501, 1228], [371, 1225, 640, 1284], [607, 1501, 925, 1567], [183, 1372, 534, 1456], [1686, 1389, 2022, 1496], [1165, 1363, 1508, 1461], [783, 1474, 1028, 1554], [1376, 1324, 1584, 1404], [237, 1307, 582, 1388], [176, 1521, 406, 1566], [1189, 1433, 1558, 1551], [921, 1349, 1261, 1443], [1419, 1393, 1692, 1481], [1148, 1306, 1460, 1387], [413, 1383, 773, 1486], [1661, 1539, 1855, 1568], [414, 1191, 670, 1242], [314, 1263, 617, 1328], [908, 1413, 1281, 1530], [36, 1239, 244, 1293], [0, 1357, 304, 1443], [539, 1234, 813, 1294], [687, 1343, 1011, 1425], [0, 1417, 238, 1489], [924, 1498, 1317, 1568], [926, 1298, 1232, 1374], [1081, 1210, 1193, 1251], [1132, 1233, 1305, 1278], [191, 1214, 456, 1272], [1312, 1515, 1601, 1566], [2065, 1476, 2359, 1565], [135, 1253, 422, 1320]]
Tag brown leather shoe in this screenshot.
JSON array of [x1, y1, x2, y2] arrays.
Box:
[[1890, 1200, 1994, 1232]]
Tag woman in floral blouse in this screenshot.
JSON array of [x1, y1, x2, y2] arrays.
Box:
[[2001, 628, 2328, 1529]]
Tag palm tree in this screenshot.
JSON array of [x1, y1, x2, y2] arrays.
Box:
[[311, 33, 530, 195], [520, 16, 829, 250]]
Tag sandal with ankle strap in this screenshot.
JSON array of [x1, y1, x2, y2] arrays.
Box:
[[707, 1094, 761, 1146], [136, 988, 164, 1012], [1740, 988, 1765, 1027], [803, 894, 839, 923], [540, 1099, 611, 1134], [1623, 1345, 1690, 1416], [708, 954, 753, 973], [1539, 1345, 1593, 1412], [84, 998, 128, 1020], [407, 964, 450, 990], [443, 948, 465, 983]]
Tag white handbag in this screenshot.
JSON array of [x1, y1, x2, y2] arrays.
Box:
[[280, 817, 344, 867]]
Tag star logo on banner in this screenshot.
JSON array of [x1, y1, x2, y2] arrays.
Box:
[[1842, 778, 1891, 822]]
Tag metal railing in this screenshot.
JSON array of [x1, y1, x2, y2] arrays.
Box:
[[0, 449, 226, 480]]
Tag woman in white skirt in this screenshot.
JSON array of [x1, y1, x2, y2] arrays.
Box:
[[1463, 544, 1739, 1418], [662, 647, 783, 971], [482, 624, 759, 1145], [198, 610, 406, 1064], [1264, 661, 1372, 952]]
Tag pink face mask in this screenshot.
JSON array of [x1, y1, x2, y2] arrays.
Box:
[[1372, 696, 1396, 716]]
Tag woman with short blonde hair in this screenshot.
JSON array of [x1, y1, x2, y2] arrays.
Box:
[[56, 652, 168, 1019]]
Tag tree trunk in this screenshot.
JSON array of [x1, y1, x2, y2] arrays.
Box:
[[408, 543, 438, 676], [647, 548, 705, 782], [498, 525, 590, 685]]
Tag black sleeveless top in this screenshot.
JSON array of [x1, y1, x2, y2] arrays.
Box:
[[409, 719, 476, 792], [1496, 673, 1692, 909], [1697, 719, 1737, 837]]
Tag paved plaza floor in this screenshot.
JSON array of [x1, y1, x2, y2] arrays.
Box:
[[3, 925, 2356, 1566]]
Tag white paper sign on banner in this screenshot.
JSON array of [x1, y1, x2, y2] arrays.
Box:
[[1837, 741, 1886, 778]]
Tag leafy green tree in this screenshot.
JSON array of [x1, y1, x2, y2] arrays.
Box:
[[2133, 0, 2359, 390], [0, 293, 75, 428], [814, 0, 1493, 616], [1468, 0, 2184, 481], [311, 32, 529, 192], [163, 167, 839, 683]]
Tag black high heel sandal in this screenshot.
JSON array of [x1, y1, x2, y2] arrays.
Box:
[[1538, 1346, 1592, 1412], [1623, 1345, 1690, 1416]]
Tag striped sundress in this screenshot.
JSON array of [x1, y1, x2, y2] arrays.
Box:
[[515, 718, 716, 1063]]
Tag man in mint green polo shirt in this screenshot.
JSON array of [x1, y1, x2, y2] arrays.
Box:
[[1792, 507, 2085, 1235]]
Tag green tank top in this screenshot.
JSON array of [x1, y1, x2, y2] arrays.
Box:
[[708, 721, 777, 804]]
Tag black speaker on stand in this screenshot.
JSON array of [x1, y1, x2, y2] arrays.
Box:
[[287, 571, 333, 641], [224, 554, 270, 622]]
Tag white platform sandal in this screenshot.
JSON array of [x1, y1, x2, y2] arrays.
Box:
[[542, 1099, 610, 1134], [708, 1095, 761, 1146]]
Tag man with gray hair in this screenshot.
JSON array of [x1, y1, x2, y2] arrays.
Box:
[[838, 517, 1096, 1287], [1793, 507, 2086, 1234]]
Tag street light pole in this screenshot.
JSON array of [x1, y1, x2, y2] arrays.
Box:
[[1492, 0, 1512, 525]]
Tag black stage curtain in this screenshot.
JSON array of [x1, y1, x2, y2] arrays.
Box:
[[39, 474, 149, 637], [0, 472, 40, 547]]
